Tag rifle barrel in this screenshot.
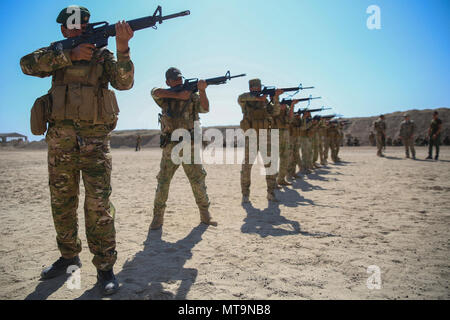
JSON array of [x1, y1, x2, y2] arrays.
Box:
[[105, 9, 190, 36]]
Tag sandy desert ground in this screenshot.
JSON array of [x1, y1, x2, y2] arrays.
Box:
[[0, 146, 449, 300]]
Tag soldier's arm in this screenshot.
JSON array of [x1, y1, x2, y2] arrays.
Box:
[[237, 93, 254, 113], [268, 94, 281, 117], [151, 88, 168, 109], [193, 92, 209, 114], [197, 80, 209, 112], [20, 46, 72, 78], [103, 49, 135, 91]]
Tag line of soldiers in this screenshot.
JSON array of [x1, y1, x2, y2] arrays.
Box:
[[239, 79, 345, 203]]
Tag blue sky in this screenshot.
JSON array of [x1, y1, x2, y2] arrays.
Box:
[[1, 0, 449, 140]]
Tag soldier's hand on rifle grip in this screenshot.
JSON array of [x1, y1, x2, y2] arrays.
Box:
[[70, 43, 95, 61], [116, 20, 134, 53], [197, 80, 208, 91]]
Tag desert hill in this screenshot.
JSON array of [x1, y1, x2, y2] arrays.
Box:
[[2, 108, 448, 149]]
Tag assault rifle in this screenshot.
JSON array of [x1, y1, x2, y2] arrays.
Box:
[[251, 84, 314, 97], [281, 96, 321, 105], [50, 6, 190, 50], [315, 114, 339, 120], [169, 71, 246, 93], [296, 107, 331, 115]]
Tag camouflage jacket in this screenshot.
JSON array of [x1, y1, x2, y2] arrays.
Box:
[[373, 118, 386, 135], [399, 120, 416, 138]]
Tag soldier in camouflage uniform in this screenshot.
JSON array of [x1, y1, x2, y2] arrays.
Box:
[[287, 111, 303, 180], [335, 122, 344, 162], [239, 79, 282, 203], [327, 120, 340, 163], [373, 115, 387, 157], [318, 118, 328, 165], [399, 113, 416, 159], [311, 116, 321, 168], [274, 100, 300, 185], [150, 68, 217, 230], [299, 111, 313, 173], [323, 120, 331, 164], [20, 6, 134, 295], [426, 111, 443, 160]]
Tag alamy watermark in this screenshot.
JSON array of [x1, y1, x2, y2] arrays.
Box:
[[366, 5, 381, 30], [366, 265, 382, 290], [169, 121, 279, 176], [65, 6, 82, 30], [66, 265, 81, 290]]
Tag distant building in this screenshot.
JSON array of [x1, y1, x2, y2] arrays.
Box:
[[0, 133, 28, 144]]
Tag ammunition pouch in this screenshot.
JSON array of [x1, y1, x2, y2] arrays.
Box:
[[30, 93, 51, 136], [48, 63, 119, 126]]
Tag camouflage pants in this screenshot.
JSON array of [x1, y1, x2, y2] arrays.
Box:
[[402, 137, 416, 157], [318, 134, 326, 164], [153, 142, 210, 217], [312, 133, 320, 163], [277, 129, 290, 182], [46, 121, 116, 271], [323, 136, 330, 161], [299, 136, 312, 170], [376, 133, 384, 156], [329, 134, 340, 162], [287, 135, 301, 177], [241, 130, 277, 196]]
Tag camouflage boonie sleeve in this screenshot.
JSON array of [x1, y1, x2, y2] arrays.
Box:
[[102, 49, 134, 91], [20, 47, 72, 78]]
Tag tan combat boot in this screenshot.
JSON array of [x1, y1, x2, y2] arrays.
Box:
[[150, 214, 164, 230], [200, 211, 218, 227]]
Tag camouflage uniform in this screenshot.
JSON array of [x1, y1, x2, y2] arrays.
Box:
[[399, 118, 416, 158], [20, 45, 134, 271], [318, 120, 328, 165], [327, 121, 340, 162], [238, 85, 280, 198], [151, 89, 214, 227], [287, 116, 302, 178], [299, 116, 313, 171], [373, 117, 387, 156], [336, 123, 344, 161], [272, 106, 291, 183], [311, 120, 321, 166]]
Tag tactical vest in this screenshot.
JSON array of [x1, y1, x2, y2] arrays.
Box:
[[240, 100, 272, 131], [49, 59, 119, 125], [159, 97, 199, 134]]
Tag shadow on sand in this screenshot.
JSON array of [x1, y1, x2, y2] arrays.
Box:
[[25, 273, 70, 300], [241, 201, 337, 239], [76, 224, 208, 300]]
